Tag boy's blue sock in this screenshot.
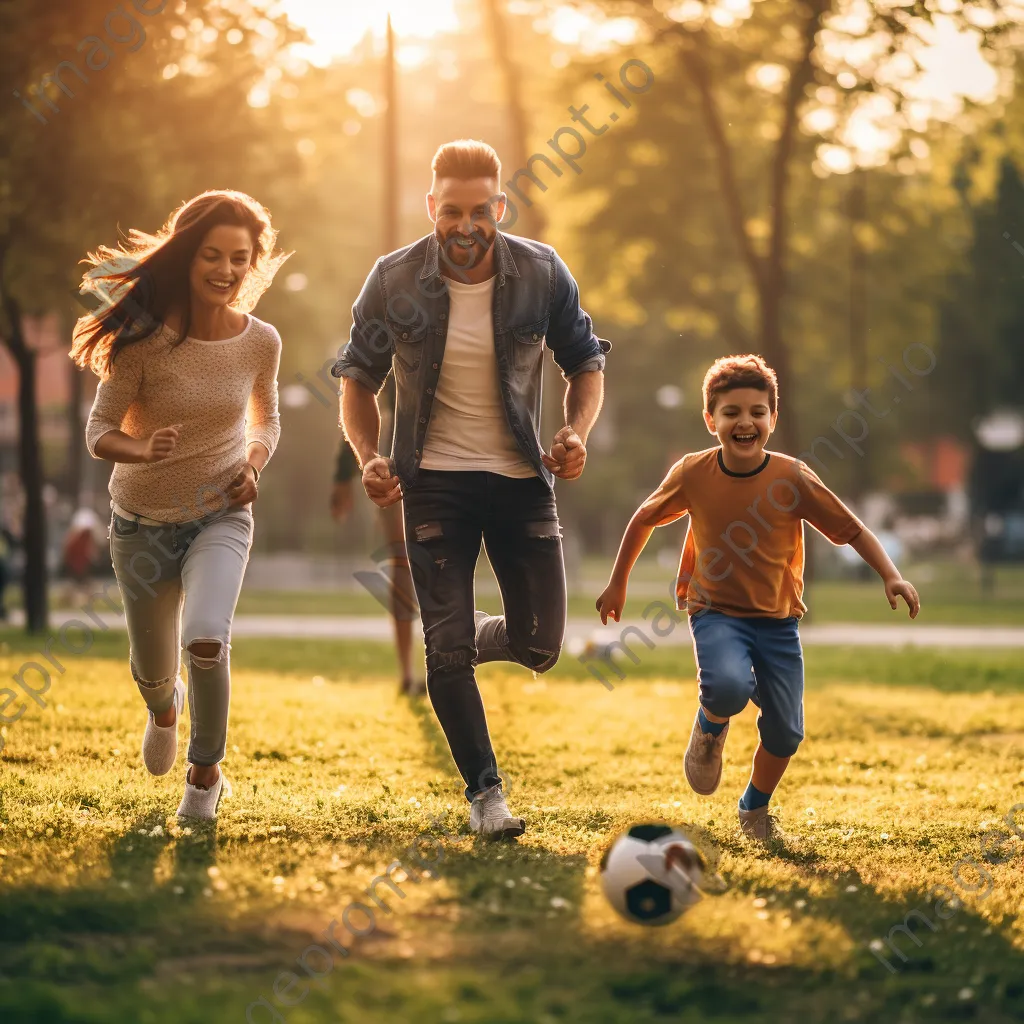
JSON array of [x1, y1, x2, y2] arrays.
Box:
[[697, 706, 726, 736], [738, 780, 771, 811]]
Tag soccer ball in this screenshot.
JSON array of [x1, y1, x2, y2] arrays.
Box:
[[599, 824, 710, 926]]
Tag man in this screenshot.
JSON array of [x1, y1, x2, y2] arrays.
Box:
[[333, 139, 607, 837]]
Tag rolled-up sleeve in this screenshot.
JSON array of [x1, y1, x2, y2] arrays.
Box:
[[85, 345, 143, 457], [245, 327, 282, 460], [330, 260, 393, 393], [546, 250, 609, 380]]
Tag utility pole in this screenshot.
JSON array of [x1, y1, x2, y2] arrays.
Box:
[[384, 13, 399, 253]]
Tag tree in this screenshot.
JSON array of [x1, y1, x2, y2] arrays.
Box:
[[567, 0, 1010, 454], [0, 0, 303, 631]]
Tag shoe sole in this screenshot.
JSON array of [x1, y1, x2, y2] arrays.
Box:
[[475, 817, 526, 840]]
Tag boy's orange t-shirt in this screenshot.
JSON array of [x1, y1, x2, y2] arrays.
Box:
[[637, 447, 864, 619]]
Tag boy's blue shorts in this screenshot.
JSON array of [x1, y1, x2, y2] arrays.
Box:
[[688, 610, 804, 758]]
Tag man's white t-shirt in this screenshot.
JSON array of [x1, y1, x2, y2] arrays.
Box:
[[420, 275, 536, 478]]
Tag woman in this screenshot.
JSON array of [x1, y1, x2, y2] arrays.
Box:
[[73, 190, 289, 820]]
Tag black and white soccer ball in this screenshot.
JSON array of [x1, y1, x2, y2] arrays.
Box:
[[599, 824, 710, 926]]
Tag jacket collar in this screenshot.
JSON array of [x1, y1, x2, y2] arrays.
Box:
[[420, 231, 521, 285]]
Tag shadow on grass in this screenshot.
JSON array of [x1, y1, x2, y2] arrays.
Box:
[[5, 809, 1024, 1023]]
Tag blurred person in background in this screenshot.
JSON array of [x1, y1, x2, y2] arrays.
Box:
[[72, 189, 288, 821], [61, 503, 105, 604], [330, 435, 425, 695]]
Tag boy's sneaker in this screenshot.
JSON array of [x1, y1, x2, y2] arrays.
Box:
[[738, 805, 784, 844], [684, 712, 729, 795], [142, 677, 186, 777], [176, 767, 231, 821], [469, 784, 525, 839]]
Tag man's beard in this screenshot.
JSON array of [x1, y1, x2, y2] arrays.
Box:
[[437, 226, 495, 274]]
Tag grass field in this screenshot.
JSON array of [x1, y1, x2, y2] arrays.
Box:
[[2, 629, 1024, 1023]]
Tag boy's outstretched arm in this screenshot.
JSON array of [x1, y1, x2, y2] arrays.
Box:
[[596, 513, 656, 624], [848, 529, 921, 618], [598, 457, 690, 624]]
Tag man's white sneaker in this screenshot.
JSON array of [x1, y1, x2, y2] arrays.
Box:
[[469, 784, 525, 839], [176, 768, 231, 821], [683, 711, 729, 796], [738, 805, 785, 844], [142, 677, 186, 777]]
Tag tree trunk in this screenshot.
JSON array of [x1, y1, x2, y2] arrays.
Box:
[[0, 289, 49, 633], [67, 333, 85, 506], [848, 168, 870, 497], [758, 287, 800, 455], [481, 0, 546, 240]]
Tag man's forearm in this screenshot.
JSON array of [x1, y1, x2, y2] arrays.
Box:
[[340, 379, 382, 468], [564, 370, 604, 442]]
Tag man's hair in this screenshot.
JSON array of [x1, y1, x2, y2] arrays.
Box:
[[431, 139, 501, 182], [703, 354, 779, 413]]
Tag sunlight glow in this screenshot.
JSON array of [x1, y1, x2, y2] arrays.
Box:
[[276, 0, 460, 66]]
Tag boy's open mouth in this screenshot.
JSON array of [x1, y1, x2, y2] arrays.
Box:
[[731, 432, 758, 448]]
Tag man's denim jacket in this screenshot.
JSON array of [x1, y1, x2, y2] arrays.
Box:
[[331, 231, 609, 490]]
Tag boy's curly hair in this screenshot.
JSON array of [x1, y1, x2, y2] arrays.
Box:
[[702, 354, 779, 414]]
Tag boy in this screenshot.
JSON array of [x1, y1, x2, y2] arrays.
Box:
[[596, 354, 919, 842]]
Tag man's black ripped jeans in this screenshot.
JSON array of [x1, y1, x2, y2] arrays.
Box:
[[402, 469, 566, 798]]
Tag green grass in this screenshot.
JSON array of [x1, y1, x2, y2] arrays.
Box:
[[2, 629, 1024, 1023]]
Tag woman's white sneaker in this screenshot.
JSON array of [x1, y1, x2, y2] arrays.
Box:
[[469, 784, 525, 838], [142, 677, 186, 776], [176, 767, 231, 821]]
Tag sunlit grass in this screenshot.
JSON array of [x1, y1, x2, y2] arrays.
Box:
[[1, 634, 1024, 1022]]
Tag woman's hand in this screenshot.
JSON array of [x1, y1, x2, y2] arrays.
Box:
[[226, 464, 259, 507], [596, 579, 627, 625], [143, 425, 181, 463]]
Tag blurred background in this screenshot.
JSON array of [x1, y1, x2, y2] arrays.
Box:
[[2, 0, 1024, 631]]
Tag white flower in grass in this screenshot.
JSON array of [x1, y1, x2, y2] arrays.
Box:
[[845, 884, 859, 892], [869, 939, 884, 951], [550, 896, 570, 909], [505, 879, 516, 888], [959, 988, 974, 1001], [150, 825, 164, 837], [753, 897, 768, 908], [172, 885, 184, 895], [794, 899, 807, 909], [880, 833, 890, 840]]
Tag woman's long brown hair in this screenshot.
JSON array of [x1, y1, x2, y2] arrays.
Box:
[[71, 190, 290, 377]]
